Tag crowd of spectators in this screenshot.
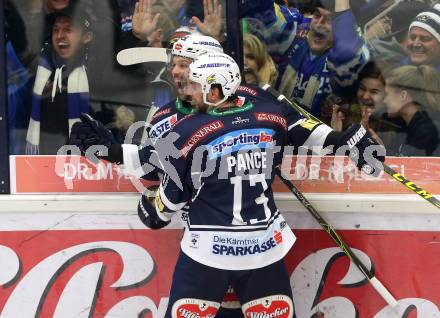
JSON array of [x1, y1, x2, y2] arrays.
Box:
[[4, 0, 440, 156]]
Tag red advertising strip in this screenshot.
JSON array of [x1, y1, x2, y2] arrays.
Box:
[[273, 156, 440, 194], [11, 155, 440, 194], [11, 155, 157, 193], [0, 229, 438, 317]]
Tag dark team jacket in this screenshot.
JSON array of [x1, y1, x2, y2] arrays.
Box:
[[152, 96, 334, 270], [121, 84, 288, 181]]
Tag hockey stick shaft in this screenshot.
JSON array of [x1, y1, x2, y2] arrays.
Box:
[[261, 84, 440, 209], [117, 47, 168, 65], [275, 167, 398, 306]]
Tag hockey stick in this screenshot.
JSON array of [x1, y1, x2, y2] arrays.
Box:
[[116, 47, 168, 65], [275, 167, 398, 307], [261, 84, 440, 209]]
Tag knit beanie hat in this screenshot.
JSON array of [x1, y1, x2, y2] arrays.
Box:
[[409, 4, 440, 43]]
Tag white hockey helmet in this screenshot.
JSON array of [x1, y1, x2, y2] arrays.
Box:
[[171, 35, 223, 60], [188, 52, 242, 106]]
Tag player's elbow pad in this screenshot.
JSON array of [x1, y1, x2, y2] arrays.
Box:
[[137, 195, 170, 230]]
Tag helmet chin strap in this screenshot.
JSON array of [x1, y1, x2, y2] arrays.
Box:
[[202, 83, 229, 107], [203, 93, 228, 107]]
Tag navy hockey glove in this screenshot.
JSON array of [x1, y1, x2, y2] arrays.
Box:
[[137, 187, 171, 230], [68, 114, 123, 163], [338, 124, 385, 177]]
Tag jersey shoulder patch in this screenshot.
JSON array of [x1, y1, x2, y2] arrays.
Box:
[[149, 113, 179, 144], [178, 117, 225, 157], [254, 112, 287, 131], [151, 107, 173, 122]]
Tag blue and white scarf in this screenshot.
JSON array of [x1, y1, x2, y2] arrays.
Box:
[[26, 53, 90, 154]]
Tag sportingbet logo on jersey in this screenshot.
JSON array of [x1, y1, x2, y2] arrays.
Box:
[[207, 129, 275, 159], [212, 231, 282, 256], [149, 114, 178, 144]]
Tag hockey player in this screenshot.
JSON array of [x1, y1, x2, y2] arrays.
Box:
[[68, 35, 264, 317], [68, 33, 224, 181], [69, 33, 278, 184], [140, 52, 385, 318]]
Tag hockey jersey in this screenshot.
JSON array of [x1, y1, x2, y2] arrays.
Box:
[[122, 84, 282, 181], [153, 98, 333, 270]]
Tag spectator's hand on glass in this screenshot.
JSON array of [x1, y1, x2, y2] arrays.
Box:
[[132, 0, 160, 42], [360, 105, 384, 145], [191, 0, 224, 42], [360, 105, 373, 129], [148, 29, 163, 47], [331, 104, 344, 132]]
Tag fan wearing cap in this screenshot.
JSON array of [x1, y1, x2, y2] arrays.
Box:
[[8, 0, 74, 75], [406, 5, 440, 69], [25, 5, 94, 155], [50, 6, 93, 61]]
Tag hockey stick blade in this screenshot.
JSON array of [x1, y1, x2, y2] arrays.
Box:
[[261, 84, 440, 210], [117, 47, 168, 66], [276, 168, 398, 307]]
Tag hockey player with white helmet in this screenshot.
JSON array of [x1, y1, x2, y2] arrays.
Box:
[[186, 52, 241, 108], [67, 37, 267, 318], [68, 34, 224, 182], [167, 34, 224, 100], [140, 51, 385, 318]]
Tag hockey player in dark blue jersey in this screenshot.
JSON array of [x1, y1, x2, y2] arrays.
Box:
[[140, 52, 385, 318], [68, 35, 273, 317], [69, 33, 273, 183], [68, 34, 223, 179]]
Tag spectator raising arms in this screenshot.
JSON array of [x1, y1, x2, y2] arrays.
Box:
[[26, 5, 93, 154], [245, 0, 369, 117]]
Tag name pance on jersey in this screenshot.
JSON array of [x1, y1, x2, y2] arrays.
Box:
[[227, 151, 267, 172], [208, 129, 274, 159]]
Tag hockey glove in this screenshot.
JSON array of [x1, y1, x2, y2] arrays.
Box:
[[137, 187, 171, 230], [68, 113, 123, 164], [338, 124, 385, 177]]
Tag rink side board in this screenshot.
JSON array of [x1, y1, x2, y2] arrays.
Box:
[[0, 212, 439, 317], [9, 155, 440, 194]]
